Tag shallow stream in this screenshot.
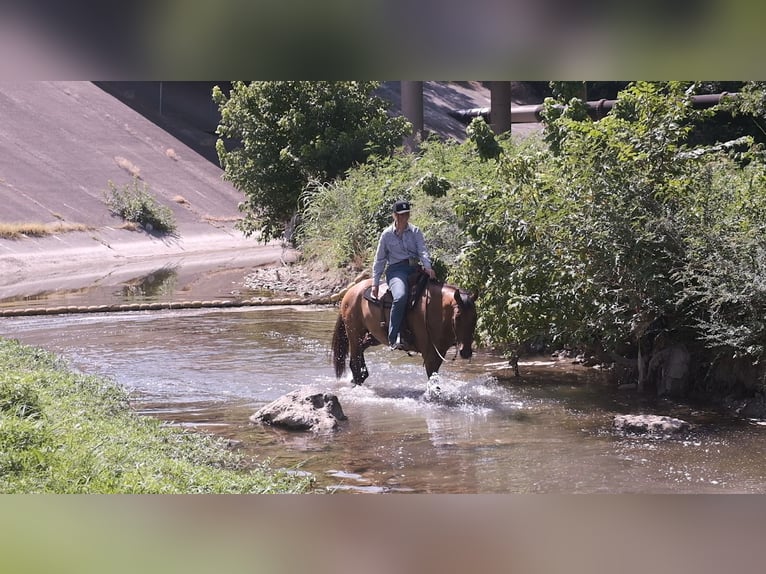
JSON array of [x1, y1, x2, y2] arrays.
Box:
[[5, 306, 766, 493]]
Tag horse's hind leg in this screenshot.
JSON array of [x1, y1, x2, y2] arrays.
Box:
[[348, 341, 370, 386], [349, 353, 369, 385]]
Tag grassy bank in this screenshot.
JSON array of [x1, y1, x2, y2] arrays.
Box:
[[0, 338, 311, 493]]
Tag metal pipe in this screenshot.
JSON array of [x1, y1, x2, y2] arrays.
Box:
[[450, 92, 738, 125]]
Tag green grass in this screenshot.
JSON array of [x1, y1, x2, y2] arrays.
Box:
[[0, 338, 311, 493]]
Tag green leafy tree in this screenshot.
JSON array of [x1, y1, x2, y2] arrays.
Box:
[[213, 81, 411, 242]]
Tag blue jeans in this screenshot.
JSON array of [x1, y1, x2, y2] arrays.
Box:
[[386, 261, 416, 346]]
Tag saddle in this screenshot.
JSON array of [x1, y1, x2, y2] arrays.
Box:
[[361, 270, 430, 351], [362, 269, 429, 311]]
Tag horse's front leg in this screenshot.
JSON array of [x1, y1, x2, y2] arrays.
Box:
[[423, 348, 445, 379]]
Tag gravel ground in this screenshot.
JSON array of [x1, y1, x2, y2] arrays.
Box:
[[243, 263, 356, 298]]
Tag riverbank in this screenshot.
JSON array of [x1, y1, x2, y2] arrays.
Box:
[[0, 337, 311, 493]]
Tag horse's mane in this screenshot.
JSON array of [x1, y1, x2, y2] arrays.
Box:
[[428, 280, 475, 308]]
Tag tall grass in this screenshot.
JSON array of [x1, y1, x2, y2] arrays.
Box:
[[0, 338, 311, 493]]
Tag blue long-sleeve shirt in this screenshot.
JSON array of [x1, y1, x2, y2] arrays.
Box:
[[372, 223, 433, 287]]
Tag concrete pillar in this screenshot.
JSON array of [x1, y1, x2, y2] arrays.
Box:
[[401, 81, 424, 151], [577, 81, 588, 101], [489, 81, 511, 135]]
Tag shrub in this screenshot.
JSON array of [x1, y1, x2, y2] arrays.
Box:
[[465, 117, 502, 161], [297, 137, 494, 276], [105, 178, 177, 234], [452, 82, 717, 355], [674, 152, 766, 362]]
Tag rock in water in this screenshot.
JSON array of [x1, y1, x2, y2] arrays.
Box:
[[250, 389, 347, 432], [613, 414, 690, 435]]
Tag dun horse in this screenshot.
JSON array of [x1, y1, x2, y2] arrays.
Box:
[[332, 273, 478, 385]]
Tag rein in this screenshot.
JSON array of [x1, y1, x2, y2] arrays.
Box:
[[423, 281, 459, 363]]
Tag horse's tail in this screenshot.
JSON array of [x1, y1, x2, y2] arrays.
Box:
[[331, 314, 348, 378]]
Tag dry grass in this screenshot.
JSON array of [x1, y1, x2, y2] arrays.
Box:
[[0, 222, 92, 240], [202, 215, 241, 223], [117, 221, 140, 232], [114, 156, 141, 178]]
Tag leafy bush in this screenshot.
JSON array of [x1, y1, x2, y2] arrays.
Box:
[[105, 178, 177, 234], [465, 117, 502, 161], [674, 152, 766, 361], [297, 137, 496, 276], [451, 81, 750, 358], [298, 80, 766, 376]]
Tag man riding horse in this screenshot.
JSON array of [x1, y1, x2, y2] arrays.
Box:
[[332, 200, 478, 386], [371, 200, 436, 350]]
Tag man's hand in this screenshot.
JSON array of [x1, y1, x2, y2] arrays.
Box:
[[372, 285, 379, 299], [425, 268, 436, 280]]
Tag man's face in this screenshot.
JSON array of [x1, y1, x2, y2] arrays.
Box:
[[394, 212, 410, 225]]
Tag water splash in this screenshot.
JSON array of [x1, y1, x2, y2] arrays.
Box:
[[421, 373, 520, 415]]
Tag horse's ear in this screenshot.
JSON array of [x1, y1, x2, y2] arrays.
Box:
[[454, 290, 464, 307]]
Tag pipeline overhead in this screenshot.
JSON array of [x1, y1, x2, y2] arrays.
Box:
[[449, 92, 738, 125]]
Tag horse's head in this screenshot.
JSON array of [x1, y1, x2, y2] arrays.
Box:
[[452, 289, 478, 359]]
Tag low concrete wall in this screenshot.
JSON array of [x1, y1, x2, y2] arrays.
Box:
[[0, 292, 344, 317]]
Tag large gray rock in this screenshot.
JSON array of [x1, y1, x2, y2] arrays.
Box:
[[250, 389, 347, 432], [613, 414, 691, 435]]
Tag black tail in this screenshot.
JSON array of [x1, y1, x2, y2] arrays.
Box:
[[332, 315, 348, 378]]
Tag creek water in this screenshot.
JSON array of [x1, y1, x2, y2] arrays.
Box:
[[4, 305, 766, 493]]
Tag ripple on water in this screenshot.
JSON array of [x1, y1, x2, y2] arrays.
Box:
[[6, 307, 766, 493]]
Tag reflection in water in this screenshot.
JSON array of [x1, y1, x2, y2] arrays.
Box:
[[0, 265, 182, 310], [118, 265, 178, 300], [4, 306, 766, 493]]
